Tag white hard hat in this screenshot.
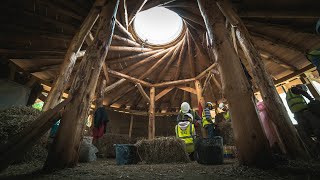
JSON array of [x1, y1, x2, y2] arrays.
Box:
[[181, 102, 190, 113], [185, 113, 193, 120], [219, 103, 225, 109]]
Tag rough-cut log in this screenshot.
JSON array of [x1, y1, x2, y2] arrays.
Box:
[[259, 51, 297, 71], [0, 97, 71, 171], [217, 0, 310, 160], [113, 34, 141, 47], [156, 39, 184, 82], [106, 106, 178, 116], [107, 49, 162, 64], [44, 0, 120, 170], [194, 80, 206, 137], [42, 1, 101, 111], [122, 48, 171, 74], [186, 31, 196, 78], [155, 87, 174, 101], [123, 0, 129, 29], [102, 64, 110, 85], [141, 0, 177, 11], [195, 63, 218, 80], [174, 35, 188, 80], [115, 19, 135, 41], [136, 83, 150, 102], [148, 87, 155, 139], [105, 78, 127, 93], [274, 64, 314, 84], [96, 77, 107, 107], [108, 69, 152, 87], [168, 7, 205, 27], [129, 115, 133, 138], [198, 0, 273, 167], [128, 0, 148, 25], [153, 78, 196, 88], [109, 46, 152, 52], [139, 46, 176, 80], [202, 72, 212, 94], [212, 74, 222, 90], [178, 86, 197, 95]]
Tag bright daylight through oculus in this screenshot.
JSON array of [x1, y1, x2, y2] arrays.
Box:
[[133, 7, 183, 45]]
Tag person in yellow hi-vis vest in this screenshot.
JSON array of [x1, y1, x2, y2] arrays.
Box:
[[202, 102, 216, 138], [286, 85, 320, 140], [175, 113, 196, 160]]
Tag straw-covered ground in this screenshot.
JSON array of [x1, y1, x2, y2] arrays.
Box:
[[1, 158, 320, 180]]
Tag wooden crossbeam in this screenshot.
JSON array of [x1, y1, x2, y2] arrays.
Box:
[[105, 106, 178, 116], [155, 87, 174, 101], [115, 19, 135, 41], [105, 79, 127, 93], [128, 0, 148, 25], [259, 51, 297, 71], [177, 86, 197, 95], [107, 69, 152, 87]]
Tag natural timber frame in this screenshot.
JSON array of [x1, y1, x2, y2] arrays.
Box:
[[198, 0, 273, 167], [148, 87, 155, 139], [216, 0, 310, 160], [42, 0, 101, 111], [44, 0, 120, 170]]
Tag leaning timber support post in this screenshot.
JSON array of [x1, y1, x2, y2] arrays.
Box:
[[44, 0, 120, 170], [148, 87, 155, 139], [216, 0, 310, 160], [194, 80, 207, 138], [96, 77, 107, 108], [197, 0, 273, 167], [129, 115, 134, 138], [42, 0, 102, 111]]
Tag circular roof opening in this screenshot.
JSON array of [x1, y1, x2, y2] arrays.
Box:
[[133, 7, 183, 46]]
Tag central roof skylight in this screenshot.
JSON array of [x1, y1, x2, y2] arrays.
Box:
[[133, 7, 183, 45]]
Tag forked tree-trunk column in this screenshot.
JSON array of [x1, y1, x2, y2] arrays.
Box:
[[148, 87, 155, 139], [44, 0, 119, 170], [215, 0, 310, 160], [197, 0, 273, 167], [96, 77, 107, 108], [42, 0, 103, 111], [194, 80, 207, 138]]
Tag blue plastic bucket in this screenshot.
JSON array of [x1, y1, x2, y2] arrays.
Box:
[[114, 144, 138, 165]]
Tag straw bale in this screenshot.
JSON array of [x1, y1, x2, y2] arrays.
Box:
[[0, 106, 47, 163], [135, 137, 190, 164]]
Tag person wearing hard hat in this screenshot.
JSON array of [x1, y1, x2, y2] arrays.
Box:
[[177, 102, 201, 125], [286, 84, 320, 140], [201, 102, 216, 138], [218, 103, 231, 122], [175, 113, 196, 159]]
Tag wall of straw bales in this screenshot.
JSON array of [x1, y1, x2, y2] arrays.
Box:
[[106, 110, 177, 138]]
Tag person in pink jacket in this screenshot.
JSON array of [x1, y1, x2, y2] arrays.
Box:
[[256, 101, 286, 154]]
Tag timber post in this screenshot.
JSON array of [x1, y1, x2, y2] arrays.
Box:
[[148, 87, 155, 139], [129, 115, 134, 138], [194, 80, 207, 138], [216, 0, 310, 159], [197, 0, 273, 167], [42, 0, 102, 111], [44, 0, 120, 170]]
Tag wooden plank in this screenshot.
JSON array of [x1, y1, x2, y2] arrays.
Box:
[[155, 87, 174, 101]]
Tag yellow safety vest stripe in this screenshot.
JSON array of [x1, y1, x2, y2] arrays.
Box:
[[286, 89, 308, 113]]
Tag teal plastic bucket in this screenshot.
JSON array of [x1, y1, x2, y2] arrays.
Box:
[[114, 144, 138, 165]]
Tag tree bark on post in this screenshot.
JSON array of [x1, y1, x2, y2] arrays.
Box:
[[43, 0, 102, 111], [197, 0, 273, 167], [215, 0, 310, 160], [148, 87, 155, 139], [44, 0, 120, 170], [96, 77, 107, 108], [194, 80, 207, 138]]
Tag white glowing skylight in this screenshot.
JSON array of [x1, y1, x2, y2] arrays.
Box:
[[133, 7, 183, 45]]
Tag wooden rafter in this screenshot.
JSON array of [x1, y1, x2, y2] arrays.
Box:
[[136, 83, 150, 102], [107, 49, 162, 64], [128, 0, 148, 26], [155, 87, 174, 101]]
